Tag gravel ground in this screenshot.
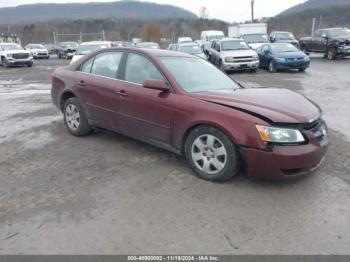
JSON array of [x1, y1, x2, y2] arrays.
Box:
[[0, 55, 349, 254]]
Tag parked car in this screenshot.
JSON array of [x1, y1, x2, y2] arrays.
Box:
[[242, 33, 270, 49], [299, 27, 350, 60], [51, 48, 328, 182], [45, 44, 60, 55], [209, 38, 259, 72], [178, 37, 193, 44], [25, 43, 50, 59], [175, 42, 206, 59], [200, 30, 225, 57], [257, 43, 310, 73], [58, 42, 79, 59], [71, 41, 112, 64], [269, 31, 300, 49], [0, 43, 33, 67], [136, 42, 160, 49], [167, 43, 177, 51]]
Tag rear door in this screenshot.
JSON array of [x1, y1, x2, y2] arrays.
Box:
[[75, 51, 124, 130], [116, 52, 176, 145]]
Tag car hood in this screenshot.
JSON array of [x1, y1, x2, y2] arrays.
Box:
[[332, 35, 350, 42], [194, 53, 207, 59], [191, 88, 321, 123], [221, 49, 257, 57], [274, 51, 306, 59], [3, 50, 31, 55], [248, 43, 267, 50], [276, 39, 299, 44], [30, 49, 48, 52]]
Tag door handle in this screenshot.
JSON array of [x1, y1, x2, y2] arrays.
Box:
[[78, 80, 86, 87], [117, 90, 128, 97]]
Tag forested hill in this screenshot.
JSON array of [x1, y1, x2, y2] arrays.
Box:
[[0, 1, 197, 24], [279, 0, 350, 16]]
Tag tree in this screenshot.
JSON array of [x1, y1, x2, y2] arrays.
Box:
[[139, 22, 161, 42]]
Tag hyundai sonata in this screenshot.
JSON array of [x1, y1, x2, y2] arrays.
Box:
[[51, 48, 328, 182]]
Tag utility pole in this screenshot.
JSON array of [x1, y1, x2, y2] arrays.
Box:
[[311, 18, 316, 37], [251, 0, 255, 23]]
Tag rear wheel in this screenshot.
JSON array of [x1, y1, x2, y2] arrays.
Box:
[[1, 57, 8, 68], [327, 48, 337, 60], [269, 60, 276, 73], [64, 97, 92, 136], [301, 45, 308, 54], [185, 125, 240, 182]]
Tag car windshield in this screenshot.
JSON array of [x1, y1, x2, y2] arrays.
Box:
[[275, 33, 294, 40], [178, 45, 203, 55], [28, 44, 45, 49], [1, 44, 23, 50], [62, 42, 78, 48], [271, 43, 298, 53], [208, 35, 224, 41], [328, 28, 350, 37], [221, 41, 249, 51], [160, 57, 240, 93], [76, 44, 108, 55], [243, 34, 269, 43]]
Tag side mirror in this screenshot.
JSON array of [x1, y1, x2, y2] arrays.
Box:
[[322, 34, 327, 39], [143, 79, 169, 92]]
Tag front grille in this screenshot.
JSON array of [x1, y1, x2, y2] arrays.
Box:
[[233, 56, 252, 59], [286, 57, 304, 62], [13, 53, 29, 59], [38, 52, 47, 55]]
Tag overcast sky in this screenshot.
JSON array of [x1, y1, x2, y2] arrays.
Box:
[[0, 0, 307, 22]]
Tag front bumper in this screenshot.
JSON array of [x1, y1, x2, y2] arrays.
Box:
[[339, 46, 350, 56], [241, 135, 328, 180], [33, 53, 49, 58], [222, 60, 259, 71], [275, 60, 310, 70], [5, 57, 33, 65]]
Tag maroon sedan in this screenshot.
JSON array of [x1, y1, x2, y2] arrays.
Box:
[[51, 48, 328, 182]]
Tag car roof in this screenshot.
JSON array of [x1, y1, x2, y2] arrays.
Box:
[[272, 31, 292, 34], [178, 42, 198, 46], [80, 41, 111, 46], [220, 37, 244, 42], [100, 47, 195, 58], [0, 42, 20, 45]]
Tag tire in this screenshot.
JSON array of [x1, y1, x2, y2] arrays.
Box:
[[268, 60, 276, 73], [185, 125, 240, 182], [2, 57, 8, 68], [63, 97, 92, 137], [250, 68, 258, 73], [58, 53, 61, 59], [301, 45, 308, 54], [219, 61, 226, 73], [27, 62, 33, 67], [298, 68, 306, 72], [327, 48, 337, 60]]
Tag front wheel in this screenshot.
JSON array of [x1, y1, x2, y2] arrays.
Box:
[[327, 48, 337, 60], [298, 68, 306, 72], [64, 97, 92, 136], [269, 60, 276, 73], [185, 125, 240, 182]]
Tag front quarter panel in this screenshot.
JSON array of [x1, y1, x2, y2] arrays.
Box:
[[172, 95, 268, 151]]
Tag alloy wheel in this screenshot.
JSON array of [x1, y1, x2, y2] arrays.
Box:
[[65, 104, 80, 131], [191, 134, 227, 175]]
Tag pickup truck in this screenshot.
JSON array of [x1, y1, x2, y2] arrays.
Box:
[[0, 43, 33, 67], [299, 28, 350, 60]]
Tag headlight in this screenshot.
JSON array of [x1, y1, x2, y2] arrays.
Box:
[[253, 55, 259, 61], [303, 56, 310, 62], [256, 125, 305, 144], [225, 57, 234, 63], [7, 53, 12, 58]]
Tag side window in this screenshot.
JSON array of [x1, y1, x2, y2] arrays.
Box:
[[124, 53, 165, 85], [79, 57, 94, 73], [90, 52, 123, 78]]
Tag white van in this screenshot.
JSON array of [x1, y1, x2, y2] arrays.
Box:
[[200, 31, 225, 56]]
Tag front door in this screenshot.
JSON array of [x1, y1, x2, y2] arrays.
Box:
[[116, 52, 176, 145]]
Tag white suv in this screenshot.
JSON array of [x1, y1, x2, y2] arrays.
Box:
[[25, 44, 49, 59], [209, 38, 259, 73], [0, 43, 33, 67]]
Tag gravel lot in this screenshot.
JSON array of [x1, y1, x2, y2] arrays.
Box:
[[0, 55, 349, 254]]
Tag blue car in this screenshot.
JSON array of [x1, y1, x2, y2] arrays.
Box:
[[257, 43, 310, 73]]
